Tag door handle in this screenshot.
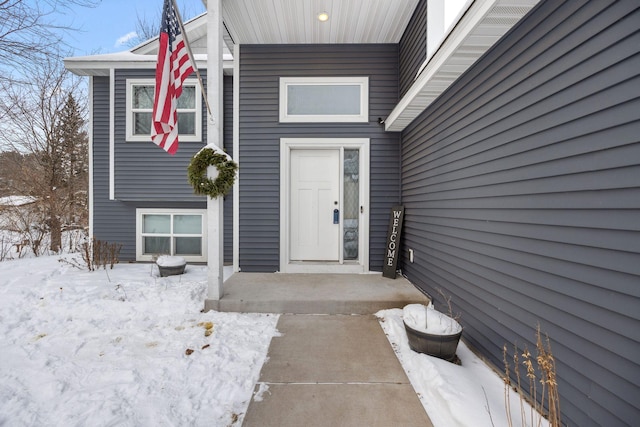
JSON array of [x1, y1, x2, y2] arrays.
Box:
[[333, 209, 339, 224]]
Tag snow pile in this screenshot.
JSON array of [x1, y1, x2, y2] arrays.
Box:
[[0, 256, 279, 426], [156, 255, 186, 267], [378, 308, 549, 427], [403, 303, 462, 335], [0, 196, 37, 207]]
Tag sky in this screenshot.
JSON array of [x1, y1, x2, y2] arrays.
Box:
[[62, 0, 205, 56]]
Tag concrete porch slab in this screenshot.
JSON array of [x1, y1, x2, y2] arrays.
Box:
[[205, 272, 430, 314]]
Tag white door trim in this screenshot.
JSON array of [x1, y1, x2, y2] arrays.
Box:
[[280, 138, 370, 274]]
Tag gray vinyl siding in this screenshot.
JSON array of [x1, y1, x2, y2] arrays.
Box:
[[91, 76, 135, 256], [239, 44, 400, 272], [113, 69, 207, 202], [92, 72, 233, 262], [223, 76, 233, 264], [399, 1, 640, 426], [399, 0, 427, 98]]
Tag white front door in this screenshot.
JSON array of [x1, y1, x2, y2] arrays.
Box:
[[290, 149, 340, 261], [281, 138, 370, 273]]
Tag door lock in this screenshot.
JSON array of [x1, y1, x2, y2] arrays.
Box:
[[333, 209, 339, 224]]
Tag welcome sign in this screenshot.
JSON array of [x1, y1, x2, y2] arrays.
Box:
[[383, 205, 404, 279]]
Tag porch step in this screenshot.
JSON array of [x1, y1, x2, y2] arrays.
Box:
[[204, 272, 430, 314]]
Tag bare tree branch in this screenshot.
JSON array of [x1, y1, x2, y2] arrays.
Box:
[[0, 0, 98, 82], [0, 54, 88, 252], [126, 1, 203, 48]]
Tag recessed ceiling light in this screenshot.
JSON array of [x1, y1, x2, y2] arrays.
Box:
[[317, 12, 329, 22]]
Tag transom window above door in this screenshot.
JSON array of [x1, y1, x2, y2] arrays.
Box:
[[279, 77, 369, 123], [125, 79, 202, 142]]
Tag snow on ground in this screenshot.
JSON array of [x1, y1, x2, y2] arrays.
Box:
[[0, 255, 279, 427], [0, 252, 550, 427], [377, 308, 549, 427], [0, 196, 37, 207]]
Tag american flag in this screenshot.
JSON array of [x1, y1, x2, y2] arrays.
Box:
[[151, 0, 194, 155]]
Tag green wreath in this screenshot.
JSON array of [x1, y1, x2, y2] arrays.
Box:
[[187, 148, 238, 199]]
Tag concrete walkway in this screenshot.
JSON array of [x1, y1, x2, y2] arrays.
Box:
[[242, 314, 434, 427]]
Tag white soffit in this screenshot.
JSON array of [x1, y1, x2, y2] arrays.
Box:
[[221, 0, 420, 44], [385, 0, 540, 132]]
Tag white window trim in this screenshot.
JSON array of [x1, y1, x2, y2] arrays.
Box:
[[109, 69, 115, 200], [125, 78, 202, 142], [279, 77, 369, 123], [136, 208, 207, 262]]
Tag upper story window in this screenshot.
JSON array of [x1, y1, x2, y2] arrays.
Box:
[[279, 77, 369, 123], [126, 79, 202, 142]]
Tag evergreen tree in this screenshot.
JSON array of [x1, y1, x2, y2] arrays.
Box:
[[46, 93, 88, 251]]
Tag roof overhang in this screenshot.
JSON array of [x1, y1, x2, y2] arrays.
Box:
[[385, 0, 540, 132], [64, 51, 233, 77], [65, 13, 233, 76]]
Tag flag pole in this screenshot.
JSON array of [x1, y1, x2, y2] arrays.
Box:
[[171, 0, 215, 125]]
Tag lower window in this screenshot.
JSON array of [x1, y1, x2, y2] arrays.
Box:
[[136, 209, 207, 262]]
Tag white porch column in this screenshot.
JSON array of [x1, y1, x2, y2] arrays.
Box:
[[206, 0, 224, 300]]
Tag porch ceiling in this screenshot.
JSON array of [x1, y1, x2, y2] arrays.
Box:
[[220, 0, 420, 44]]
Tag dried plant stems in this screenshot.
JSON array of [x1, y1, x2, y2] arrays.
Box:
[[503, 325, 562, 427], [60, 237, 122, 271], [536, 325, 561, 427], [503, 345, 513, 427], [513, 346, 526, 426]]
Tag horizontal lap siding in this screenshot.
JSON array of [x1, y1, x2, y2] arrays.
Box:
[[239, 44, 400, 272], [223, 77, 233, 264], [399, 0, 427, 97], [92, 76, 136, 257], [114, 69, 207, 202], [400, 1, 640, 426], [92, 72, 233, 261]]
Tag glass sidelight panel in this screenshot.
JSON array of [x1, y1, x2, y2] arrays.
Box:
[[343, 149, 359, 260]]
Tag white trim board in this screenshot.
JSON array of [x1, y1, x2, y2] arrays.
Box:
[[232, 44, 240, 273], [109, 69, 115, 201], [88, 76, 94, 238]]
